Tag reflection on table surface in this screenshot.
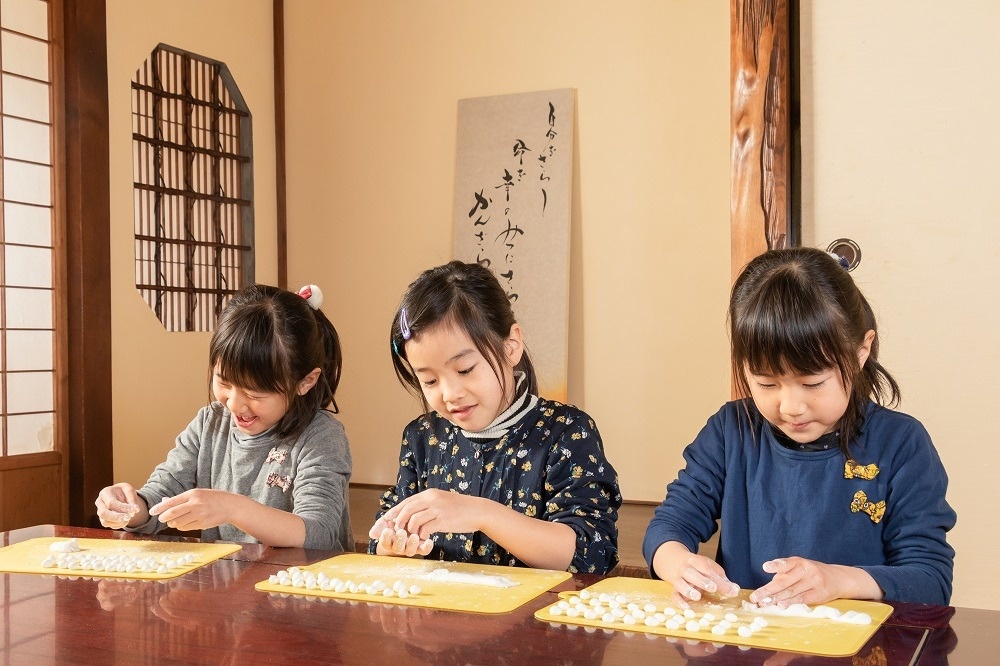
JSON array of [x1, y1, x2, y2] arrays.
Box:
[[0, 526, 985, 664]]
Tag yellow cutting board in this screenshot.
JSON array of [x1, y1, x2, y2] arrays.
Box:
[[0, 537, 241, 580], [534, 576, 893, 657], [255, 553, 570, 614]]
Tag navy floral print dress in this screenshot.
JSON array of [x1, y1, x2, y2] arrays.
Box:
[[372, 398, 621, 574]]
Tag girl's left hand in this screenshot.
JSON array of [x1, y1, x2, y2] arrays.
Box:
[[749, 557, 846, 608], [383, 489, 485, 539], [149, 489, 233, 531]]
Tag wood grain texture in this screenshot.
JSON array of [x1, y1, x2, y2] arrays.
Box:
[[731, 0, 792, 282]]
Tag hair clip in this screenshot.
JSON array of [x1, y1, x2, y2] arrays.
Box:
[[399, 306, 412, 341], [826, 251, 850, 271], [392, 339, 401, 356], [297, 284, 324, 310]]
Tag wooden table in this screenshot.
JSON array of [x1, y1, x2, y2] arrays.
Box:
[[0, 526, 986, 664]]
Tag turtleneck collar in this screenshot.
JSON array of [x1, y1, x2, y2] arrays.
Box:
[[460, 372, 538, 441]]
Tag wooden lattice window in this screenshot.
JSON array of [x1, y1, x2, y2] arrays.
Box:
[[0, 0, 57, 457], [132, 44, 253, 332]]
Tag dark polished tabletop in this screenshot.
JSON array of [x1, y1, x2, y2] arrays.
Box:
[[0, 526, 983, 664]]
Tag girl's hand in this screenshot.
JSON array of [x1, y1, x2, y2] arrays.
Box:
[[372, 526, 435, 558], [95, 483, 145, 529], [148, 489, 234, 531], [652, 541, 740, 610], [385, 488, 485, 539], [749, 557, 875, 607]]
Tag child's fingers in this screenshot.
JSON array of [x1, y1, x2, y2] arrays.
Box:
[[375, 528, 396, 555], [391, 529, 409, 555], [674, 568, 704, 602], [148, 496, 180, 517], [703, 570, 741, 598], [403, 533, 425, 557], [368, 517, 392, 540], [762, 558, 790, 574], [400, 508, 436, 538], [417, 538, 434, 556]]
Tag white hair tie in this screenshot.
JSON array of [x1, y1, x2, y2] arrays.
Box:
[[297, 284, 324, 310]]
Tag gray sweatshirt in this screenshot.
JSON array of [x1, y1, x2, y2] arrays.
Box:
[[129, 403, 353, 551]]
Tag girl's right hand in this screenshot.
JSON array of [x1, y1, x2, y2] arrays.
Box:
[[652, 541, 740, 610], [369, 518, 433, 558], [95, 483, 145, 529]]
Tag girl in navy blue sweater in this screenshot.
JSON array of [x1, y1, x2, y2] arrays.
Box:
[[644, 247, 956, 608]]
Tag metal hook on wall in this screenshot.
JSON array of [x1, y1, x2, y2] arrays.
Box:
[[826, 238, 862, 271]]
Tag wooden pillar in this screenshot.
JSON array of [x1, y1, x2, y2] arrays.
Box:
[[62, 0, 113, 526], [730, 0, 796, 282]]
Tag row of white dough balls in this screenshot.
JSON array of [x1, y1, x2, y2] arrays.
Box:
[[269, 567, 422, 598], [549, 592, 768, 637], [41, 550, 195, 574]]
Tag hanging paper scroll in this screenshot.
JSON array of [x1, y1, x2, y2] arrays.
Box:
[[453, 88, 575, 402]]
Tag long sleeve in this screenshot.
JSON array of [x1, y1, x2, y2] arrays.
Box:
[[129, 409, 209, 535], [291, 412, 353, 551], [855, 416, 956, 605], [539, 408, 621, 574], [642, 405, 728, 570]]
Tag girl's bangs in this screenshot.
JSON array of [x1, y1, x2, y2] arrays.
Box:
[[738, 305, 841, 377], [214, 335, 284, 395]]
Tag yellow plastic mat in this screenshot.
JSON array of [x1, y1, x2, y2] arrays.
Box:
[[0, 537, 241, 580], [535, 576, 893, 657], [255, 553, 570, 614]]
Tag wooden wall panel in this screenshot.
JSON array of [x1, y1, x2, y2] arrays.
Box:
[[0, 461, 62, 529], [731, 0, 794, 281]]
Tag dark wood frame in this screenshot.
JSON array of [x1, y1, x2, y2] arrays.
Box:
[[62, 0, 112, 527]]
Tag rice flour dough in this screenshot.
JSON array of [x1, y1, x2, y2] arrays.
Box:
[[742, 600, 872, 625], [49, 538, 81, 553], [422, 567, 519, 588]]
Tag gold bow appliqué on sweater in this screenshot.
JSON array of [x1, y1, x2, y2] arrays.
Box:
[[844, 459, 879, 480], [850, 490, 885, 523]]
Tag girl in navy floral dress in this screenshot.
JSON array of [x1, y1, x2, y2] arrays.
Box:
[[369, 261, 621, 574]]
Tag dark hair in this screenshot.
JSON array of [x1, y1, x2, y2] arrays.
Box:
[[209, 284, 343, 439], [389, 261, 537, 411], [729, 247, 900, 455]]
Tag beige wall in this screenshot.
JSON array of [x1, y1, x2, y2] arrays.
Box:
[[106, 0, 278, 486], [801, 1, 999, 609], [281, 0, 732, 503]]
